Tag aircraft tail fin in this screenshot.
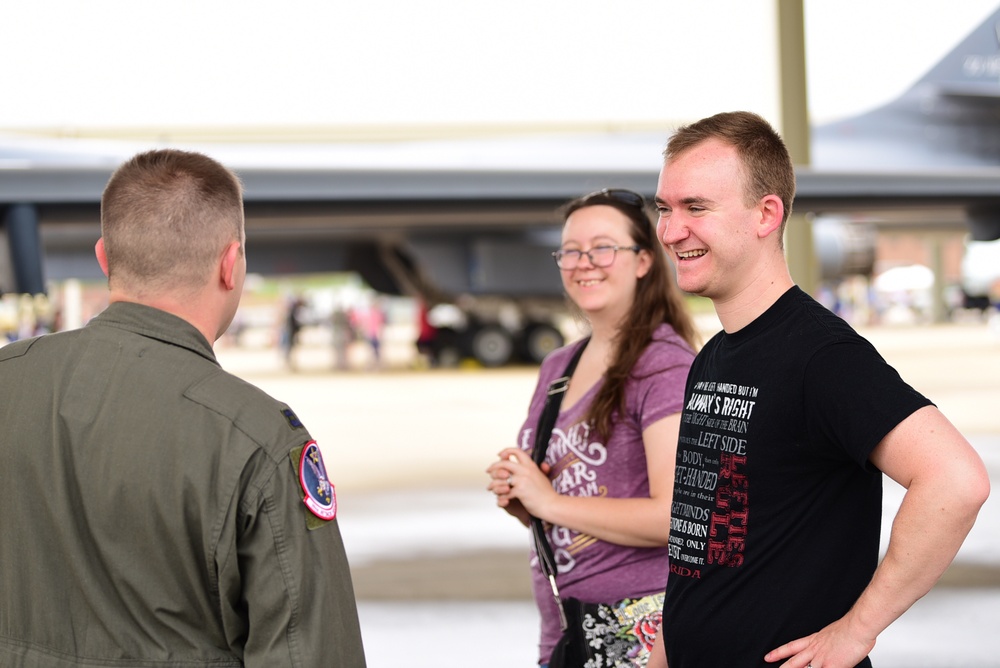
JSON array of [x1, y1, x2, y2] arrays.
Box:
[[904, 7, 1000, 101], [813, 6, 1000, 169]]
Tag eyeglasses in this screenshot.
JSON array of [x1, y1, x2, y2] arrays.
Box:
[[551, 244, 642, 270], [580, 188, 647, 209]]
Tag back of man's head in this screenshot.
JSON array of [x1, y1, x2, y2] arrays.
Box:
[[101, 149, 244, 296], [665, 111, 796, 228]]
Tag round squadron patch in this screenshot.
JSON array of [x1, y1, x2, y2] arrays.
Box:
[[298, 440, 337, 520]]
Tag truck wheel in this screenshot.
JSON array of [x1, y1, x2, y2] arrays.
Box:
[[521, 323, 564, 364], [470, 325, 514, 367]]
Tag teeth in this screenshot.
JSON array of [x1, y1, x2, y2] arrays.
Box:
[[578, 279, 601, 287], [677, 249, 707, 259]]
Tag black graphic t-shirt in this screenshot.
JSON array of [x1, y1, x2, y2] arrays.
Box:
[[662, 287, 932, 668]]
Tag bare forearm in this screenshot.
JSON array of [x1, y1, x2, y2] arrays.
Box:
[[848, 410, 990, 641], [765, 498, 983, 666], [844, 477, 986, 640], [766, 408, 990, 666], [489, 412, 678, 547], [538, 494, 671, 547]]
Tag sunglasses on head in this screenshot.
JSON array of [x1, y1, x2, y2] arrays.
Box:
[[580, 188, 647, 209]]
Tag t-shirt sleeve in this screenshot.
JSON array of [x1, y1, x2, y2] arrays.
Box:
[[804, 340, 934, 469], [630, 340, 695, 432]]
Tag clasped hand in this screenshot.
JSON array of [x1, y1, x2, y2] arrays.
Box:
[[485, 448, 556, 522]]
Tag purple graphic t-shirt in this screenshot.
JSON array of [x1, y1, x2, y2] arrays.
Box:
[[517, 324, 694, 663]]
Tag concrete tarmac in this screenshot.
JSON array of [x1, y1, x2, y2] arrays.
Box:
[[218, 318, 1000, 667]]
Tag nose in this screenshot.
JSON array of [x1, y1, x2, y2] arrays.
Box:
[[576, 250, 597, 269], [656, 213, 686, 248]]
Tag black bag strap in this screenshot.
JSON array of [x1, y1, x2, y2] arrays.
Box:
[[529, 337, 588, 630]]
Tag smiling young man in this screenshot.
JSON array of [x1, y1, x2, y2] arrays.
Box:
[[645, 111, 989, 668]]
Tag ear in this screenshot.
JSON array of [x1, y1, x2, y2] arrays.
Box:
[[756, 194, 784, 239], [635, 248, 654, 280], [220, 240, 242, 291], [95, 238, 110, 277]]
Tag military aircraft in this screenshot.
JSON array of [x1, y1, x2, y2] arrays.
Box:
[[3, 6, 1000, 365]]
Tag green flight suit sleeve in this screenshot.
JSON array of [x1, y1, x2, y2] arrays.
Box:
[[234, 448, 367, 667], [186, 372, 367, 667]]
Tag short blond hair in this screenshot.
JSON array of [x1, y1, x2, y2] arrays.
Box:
[[100, 149, 244, 294]]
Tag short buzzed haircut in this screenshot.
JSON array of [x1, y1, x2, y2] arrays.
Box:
[[101, 149, 244, 294], [665, 111, 796, 233]]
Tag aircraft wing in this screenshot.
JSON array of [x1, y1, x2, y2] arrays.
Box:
[[937, 82, 1000, 100]]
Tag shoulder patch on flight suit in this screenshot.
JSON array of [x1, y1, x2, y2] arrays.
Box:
[[290, 440, 337, 530]]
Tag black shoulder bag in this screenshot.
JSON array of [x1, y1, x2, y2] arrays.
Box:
[[529, 339, 591, 668], [530, 337, 665, 668]]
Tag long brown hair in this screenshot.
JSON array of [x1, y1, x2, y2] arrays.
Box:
[[561, 189, 698, 439]]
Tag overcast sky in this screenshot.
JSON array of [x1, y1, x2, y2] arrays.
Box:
[[0, 1, 997, 133]]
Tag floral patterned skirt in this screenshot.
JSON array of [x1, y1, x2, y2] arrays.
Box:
[[553, 592, 664, 668]]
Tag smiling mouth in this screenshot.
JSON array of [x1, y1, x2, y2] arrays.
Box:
[[676, 249, 707, 259], [577, 279, 602, 287]]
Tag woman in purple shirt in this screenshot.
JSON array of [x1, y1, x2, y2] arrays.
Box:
[[487, 188, 698, 666]]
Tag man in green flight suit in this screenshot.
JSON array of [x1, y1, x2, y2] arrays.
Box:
[[0, 149, 367, 667]]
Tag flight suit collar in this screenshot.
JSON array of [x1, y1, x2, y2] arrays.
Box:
[[90, 301, 219, 365]]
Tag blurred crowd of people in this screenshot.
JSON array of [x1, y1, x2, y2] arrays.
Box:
[[278, 291, 395, 372]]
